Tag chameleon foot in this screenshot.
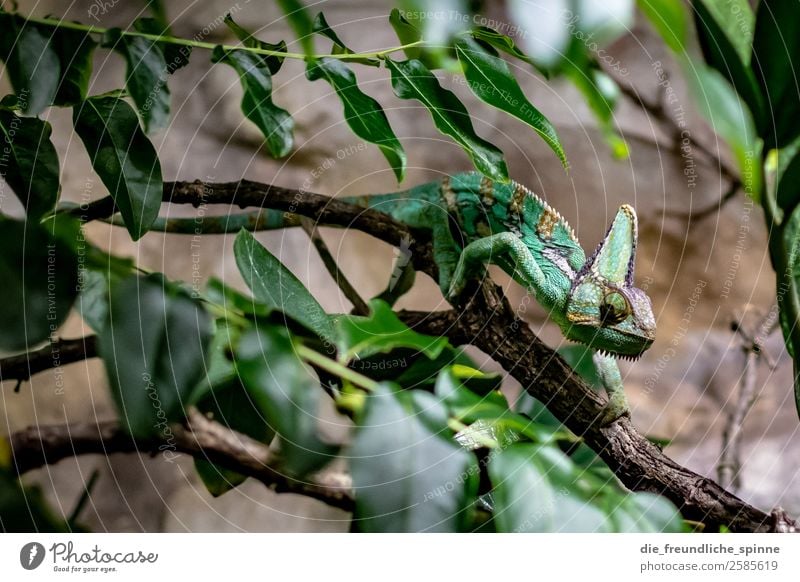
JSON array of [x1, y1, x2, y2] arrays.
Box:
[[600, 389, 631, 426]]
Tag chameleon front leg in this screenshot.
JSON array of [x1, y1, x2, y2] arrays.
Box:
[[446, 232, 545, 299], [591, 351, 630, 425]]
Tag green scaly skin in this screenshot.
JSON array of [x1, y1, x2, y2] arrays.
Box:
[[137, 172, 657, 423]]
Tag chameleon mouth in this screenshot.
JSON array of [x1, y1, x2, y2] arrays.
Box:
[[595, 348, 646, 362], [571, 340, 648, 362]]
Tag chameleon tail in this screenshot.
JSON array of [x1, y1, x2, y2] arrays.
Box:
[[107, 183, 437, 235], [103, 208, 299, 234], [339, 181, 442, 226]]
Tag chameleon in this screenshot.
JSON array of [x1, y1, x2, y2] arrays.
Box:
[[132, 172, 657, 422]]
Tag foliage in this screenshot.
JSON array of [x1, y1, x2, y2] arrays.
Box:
[[640, 0, 800, 417], [0, 0, 704, 533]]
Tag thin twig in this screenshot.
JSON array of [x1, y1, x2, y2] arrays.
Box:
[[300, 217, 370, 316], [664, 179, 741, 222], [616, 77, 739, 181], [611, 73, 744, 222], [717, 306, 780, 491]]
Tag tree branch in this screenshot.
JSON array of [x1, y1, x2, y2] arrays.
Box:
[[717, 307, 779, 491], [9, 410, 353, 512], [0, 337, 97, 387], [37, 179, 798, 531], [300, 217, 370, 316]]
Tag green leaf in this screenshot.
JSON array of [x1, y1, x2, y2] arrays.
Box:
[[0, 216, 79, 351], [389, 8, 422, 60], [76, 249, 137, 333], [190, 321, 239, 402], [694, 0, 754, 65], [134, 17, 192, 75], [685, 63, 762, 198], [435, 370, 558, 446], [51, 27, 97, 106], [211, 46, 294, 158], [435, 370, 511, 427], [336, 299, 449, 362], [233, 230, 335, 341], [73, 96, 164, 240], [349, 384, 478, 532], [0, 470, 71, 532], [636, 0, 688, 53], [470, 27, 542, 72], [0, 110, 60, 218], [564, 56, 628, 159], [193, 329, 276, 496], [454, 36, 567, 168], [204, 277, 271, 318], [236, 326, 337, 476], [275, 0, 315, 57], [693, 0, 763, 131], [398, 0, 468, 46], [393, 346, 502, 393], [306, 58, 406, 180], [776, 148, 800, 217], [312, 12, 379, 66], [0, 12, 59, 116], [224, 13, 287, 74], [103, 24, 171, 133], [752, 0, 800, 148], [386, 58, 508, 181], [489, 444, 683, 532], [98, 273, 213, 438], [77, 270, 112, 333], [194, 460, 248, 497], [559, 345, 603, 388]]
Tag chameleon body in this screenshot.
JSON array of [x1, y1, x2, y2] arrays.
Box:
[[347, 172, 656, 421], [143, 172, 657, 421]]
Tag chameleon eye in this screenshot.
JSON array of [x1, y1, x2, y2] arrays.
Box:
[[601, 291, 629, 324]]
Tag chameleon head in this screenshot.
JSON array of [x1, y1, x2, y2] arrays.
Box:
[[564, 205, 656, 359]]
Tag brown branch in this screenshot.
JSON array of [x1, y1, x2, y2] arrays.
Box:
[[664, 179, 741, 222], [42, 180, 797, 531], [9, 410, 353, 512], [717, 307, 780, 491], [613, 75, 743, 221], [300, 217, 370, 316], [399, 292, 794, 533], [616, 78, 739, 182], [0, 337, 97, 387]]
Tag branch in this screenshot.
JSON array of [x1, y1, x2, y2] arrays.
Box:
[[717, 307, 779, 491], [9, 410, 353, 512], [612, 74, 743, 221], [664, 179, 741, 222], [0, 337, 97, 387], [399, 293, 794, 533], [616, 77, 739, 182], [300, 217, 370, 316], [45, 179, 798, 530]]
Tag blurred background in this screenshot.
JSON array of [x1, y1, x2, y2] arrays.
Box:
[[1, 0, 797, 531]]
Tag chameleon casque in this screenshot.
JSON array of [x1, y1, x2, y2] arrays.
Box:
[[145, 171, 656, 421]]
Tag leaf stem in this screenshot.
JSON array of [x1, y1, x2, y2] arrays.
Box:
[[296, 344, 380, 391], [203, 300, 251, 328], [22, 15, 423, 61]]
